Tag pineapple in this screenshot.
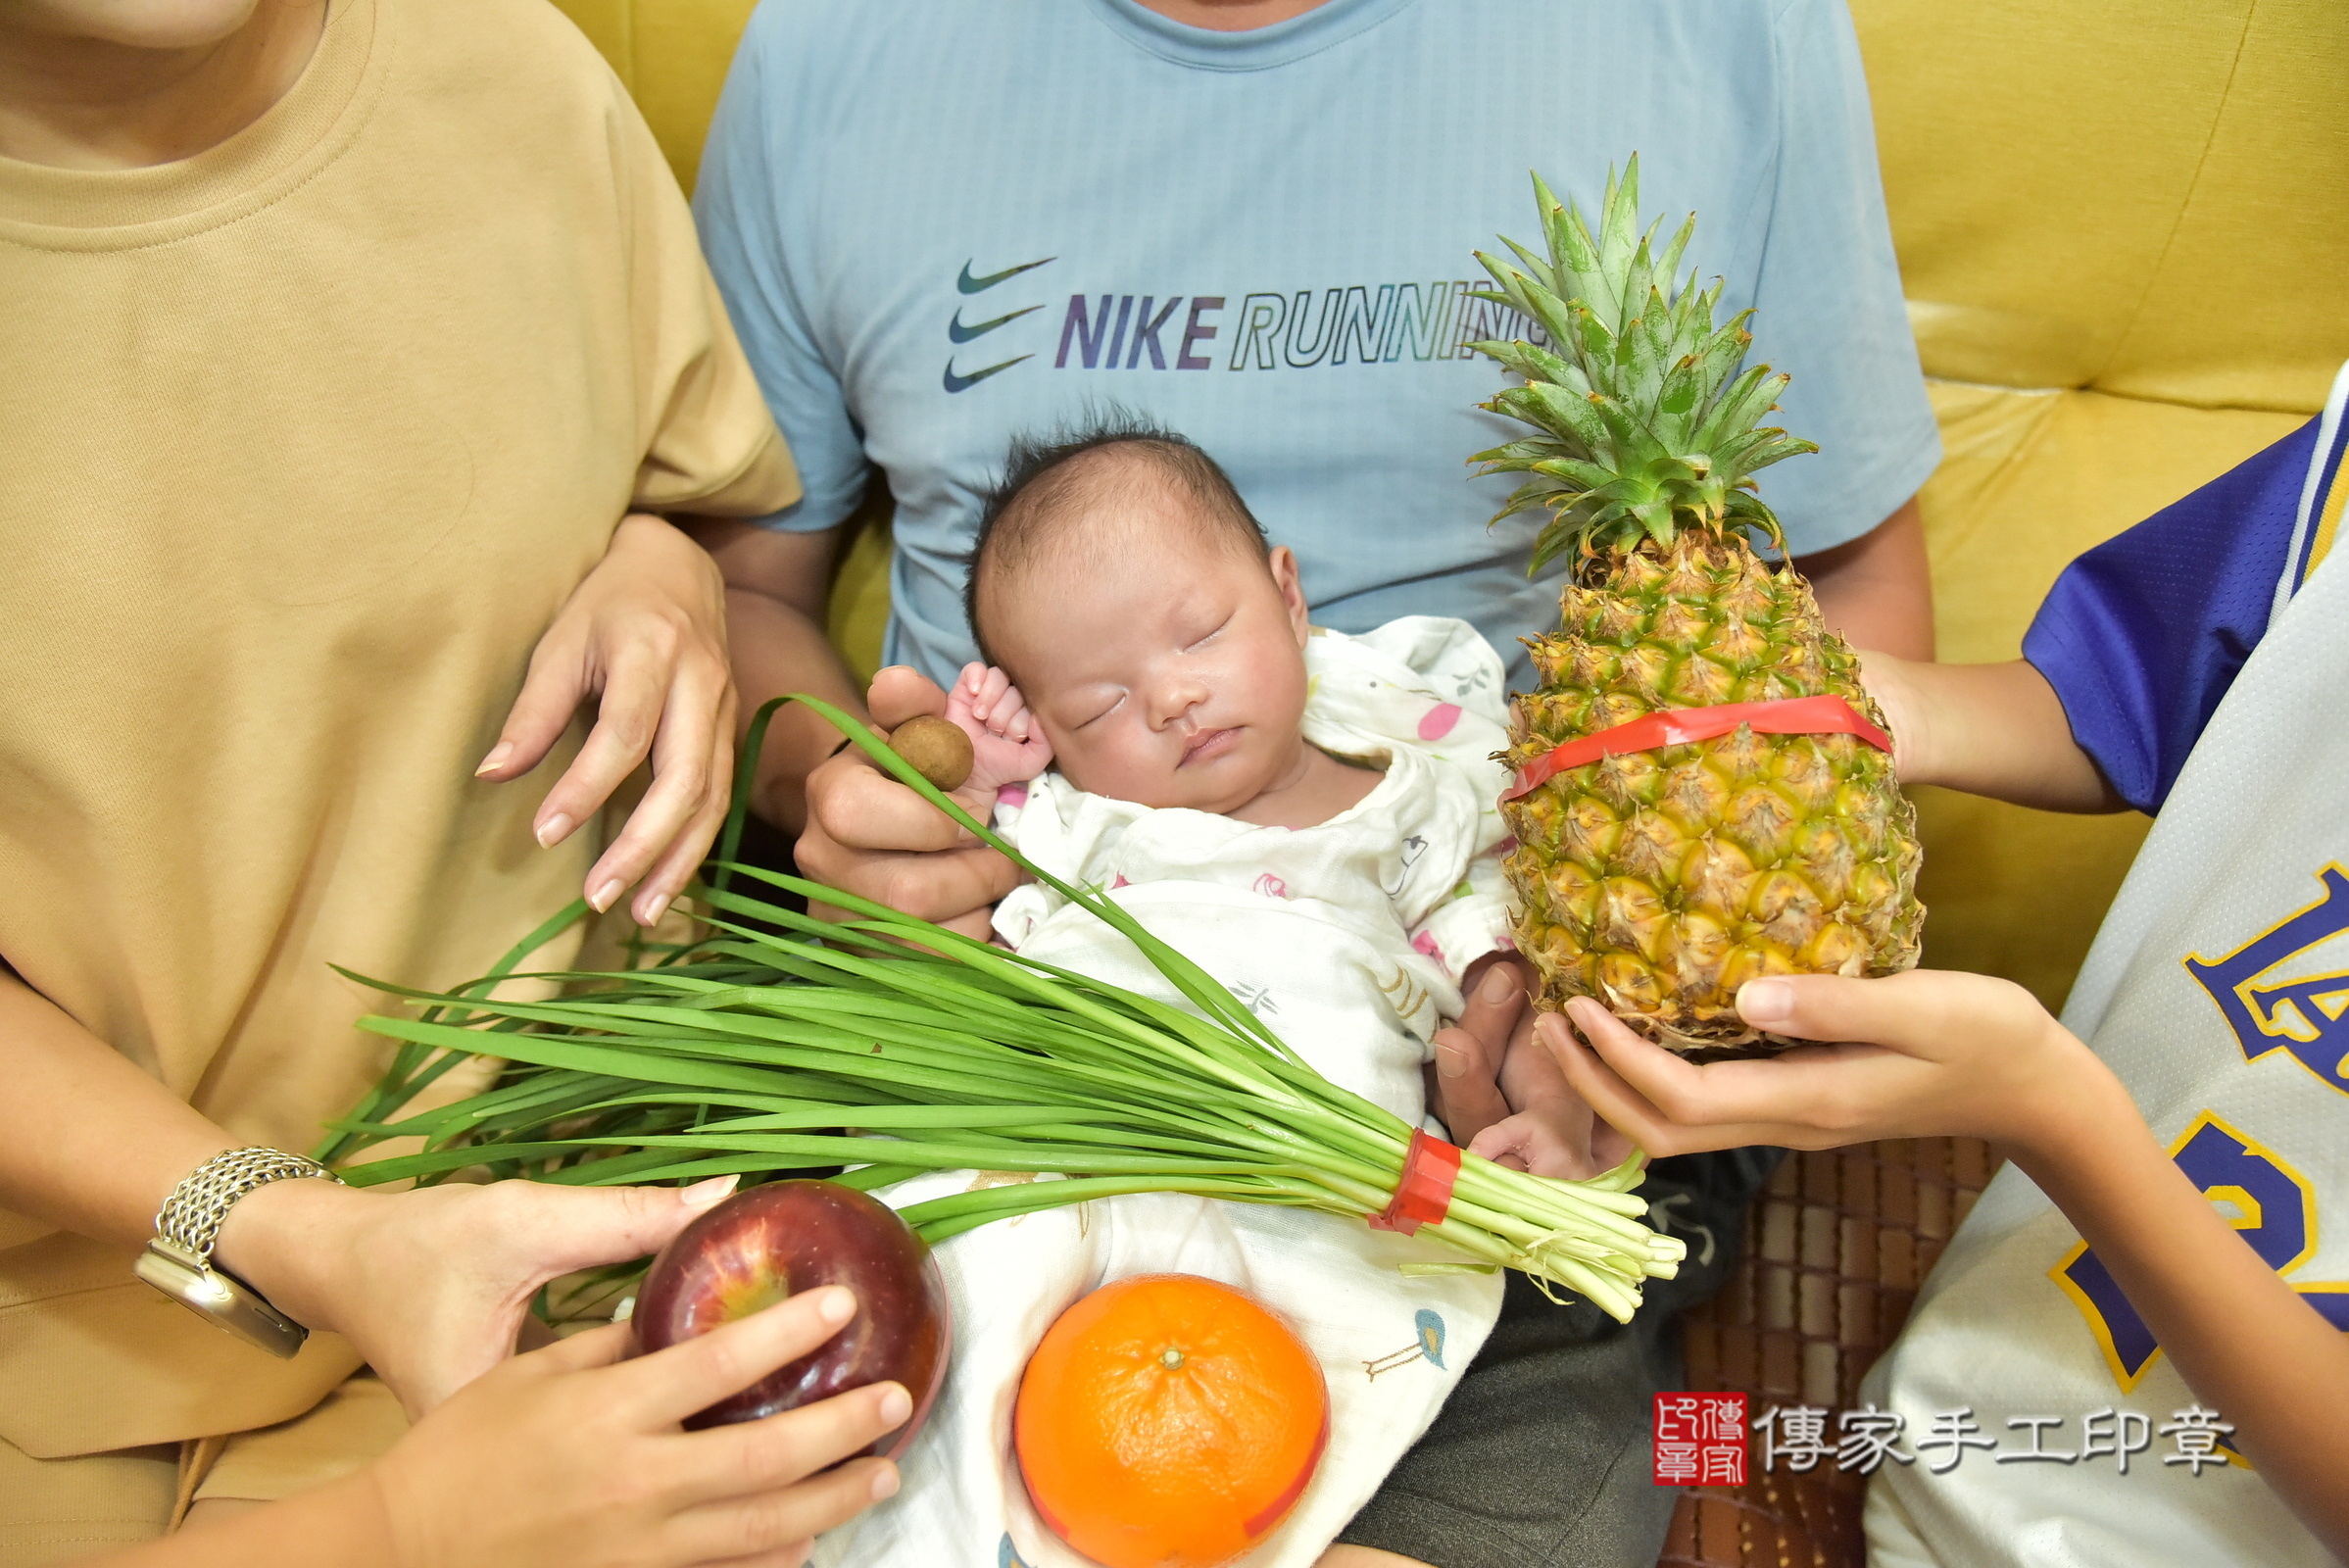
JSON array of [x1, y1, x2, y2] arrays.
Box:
[[1469, 159, 1922, 1054]]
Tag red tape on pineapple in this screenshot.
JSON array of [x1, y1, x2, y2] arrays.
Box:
[[1368, 1128, 1463, 1236], [1500, 694, 1891, 803]]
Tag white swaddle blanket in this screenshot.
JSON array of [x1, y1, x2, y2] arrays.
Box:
[[817, 616, 1520, 1568]]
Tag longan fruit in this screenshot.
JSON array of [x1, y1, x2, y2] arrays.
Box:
[[887, 715, 974, 791]]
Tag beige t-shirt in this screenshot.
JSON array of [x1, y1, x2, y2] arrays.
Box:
[[0, 0, 797, 1456]]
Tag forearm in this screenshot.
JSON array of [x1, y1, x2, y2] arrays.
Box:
[[94, 1472, 397, 1568], [1877, 657, 2121, 812], [0, 969, 236, 1247], [722, 585, 866, 834], [684, 517, 865, 836], [1796, 495, 1934, 662], [0, 968, 379, 1332], [2015, 1089, 2349, 1555]]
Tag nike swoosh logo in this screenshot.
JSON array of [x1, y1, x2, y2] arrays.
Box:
[[943, 354, 1033, 394], [949, 304, 1044, 343], [958, 257, 1054, 294]]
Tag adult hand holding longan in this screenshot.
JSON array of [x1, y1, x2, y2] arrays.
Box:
[[797, 665, 1023, 941], [1547, 969, 2349, 1560]]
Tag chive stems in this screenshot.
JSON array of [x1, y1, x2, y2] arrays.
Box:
[[324, 699, 1685, 1320]]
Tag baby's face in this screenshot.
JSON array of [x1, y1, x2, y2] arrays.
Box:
[[986, 515, 1312, 814]]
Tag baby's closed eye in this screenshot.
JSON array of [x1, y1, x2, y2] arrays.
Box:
[[1070, 692, 1122, 730], [1183, 614, 1231, 652]]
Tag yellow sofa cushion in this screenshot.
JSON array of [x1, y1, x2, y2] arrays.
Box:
[[1854, 0, 2348, 413], [549, 0, 757, 194]]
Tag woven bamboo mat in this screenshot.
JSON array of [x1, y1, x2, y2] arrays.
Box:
[[1658, 1138, 2001, 1567]]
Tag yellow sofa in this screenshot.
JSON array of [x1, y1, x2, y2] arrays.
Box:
[[553, 0, 2347, 1016], [1856, 0, 2348, 1005], [553, 4, 2346, 1564]]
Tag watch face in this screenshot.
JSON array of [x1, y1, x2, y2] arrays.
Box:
[[135, 1245, 311, 1360], [137, 1248, 232, 1307]]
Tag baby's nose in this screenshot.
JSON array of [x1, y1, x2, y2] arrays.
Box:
[[1148, 679, 1207, 728]]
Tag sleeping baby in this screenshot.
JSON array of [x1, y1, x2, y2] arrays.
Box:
[[821, 422, 1527, 1568]]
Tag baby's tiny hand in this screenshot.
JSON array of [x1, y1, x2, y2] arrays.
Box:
[[1467, 1091, 1633, 1182], [1451, 991, 1635, 1179], [945, 662, 1054, 800]]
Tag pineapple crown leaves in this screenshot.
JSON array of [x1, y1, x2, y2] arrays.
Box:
[[1464, 156, 1819, 571]]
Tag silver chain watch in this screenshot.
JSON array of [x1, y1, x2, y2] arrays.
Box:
[[133, 1147, 343, 1359]]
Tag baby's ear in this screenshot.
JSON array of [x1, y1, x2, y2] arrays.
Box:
[[1267, 546, 1310, 645]]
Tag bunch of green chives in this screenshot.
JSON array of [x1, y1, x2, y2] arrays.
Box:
[[323, 698, 1684, 1321]]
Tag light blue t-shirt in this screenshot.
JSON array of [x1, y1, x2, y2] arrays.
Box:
[[695, 0, 1939, 690]]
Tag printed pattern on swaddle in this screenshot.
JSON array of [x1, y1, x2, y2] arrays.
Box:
[[993, 614, 1518, 1115], [814, 616, 1516, 1568]]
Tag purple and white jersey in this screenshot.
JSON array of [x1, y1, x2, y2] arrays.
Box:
[[1864, 361, 2349, 1568], [2024, 367, 2349, 811]]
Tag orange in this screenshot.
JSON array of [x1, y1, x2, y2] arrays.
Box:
[[1013, 1273, 1329, 1568]]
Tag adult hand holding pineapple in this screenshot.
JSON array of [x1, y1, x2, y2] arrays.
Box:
[[1528, 437, 2349, 1559], [1532, 639, 2136, 1155]]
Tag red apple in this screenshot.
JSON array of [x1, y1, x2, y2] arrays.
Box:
[[632, 1180, 950, 1455]]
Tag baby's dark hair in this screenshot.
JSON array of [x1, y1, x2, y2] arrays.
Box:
[[965, 414, 1268, 666]]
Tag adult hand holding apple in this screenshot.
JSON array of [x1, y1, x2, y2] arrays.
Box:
[[368, 1289, 906, 1568], [633, 1181, 949, 1454], [95, 1286, 905, 1568], [213, 1172, 750, 1419]]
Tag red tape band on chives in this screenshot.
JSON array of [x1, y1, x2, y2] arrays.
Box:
[[1368, 1128, 1463, 1236], [1500, 694, 1891, 803]]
